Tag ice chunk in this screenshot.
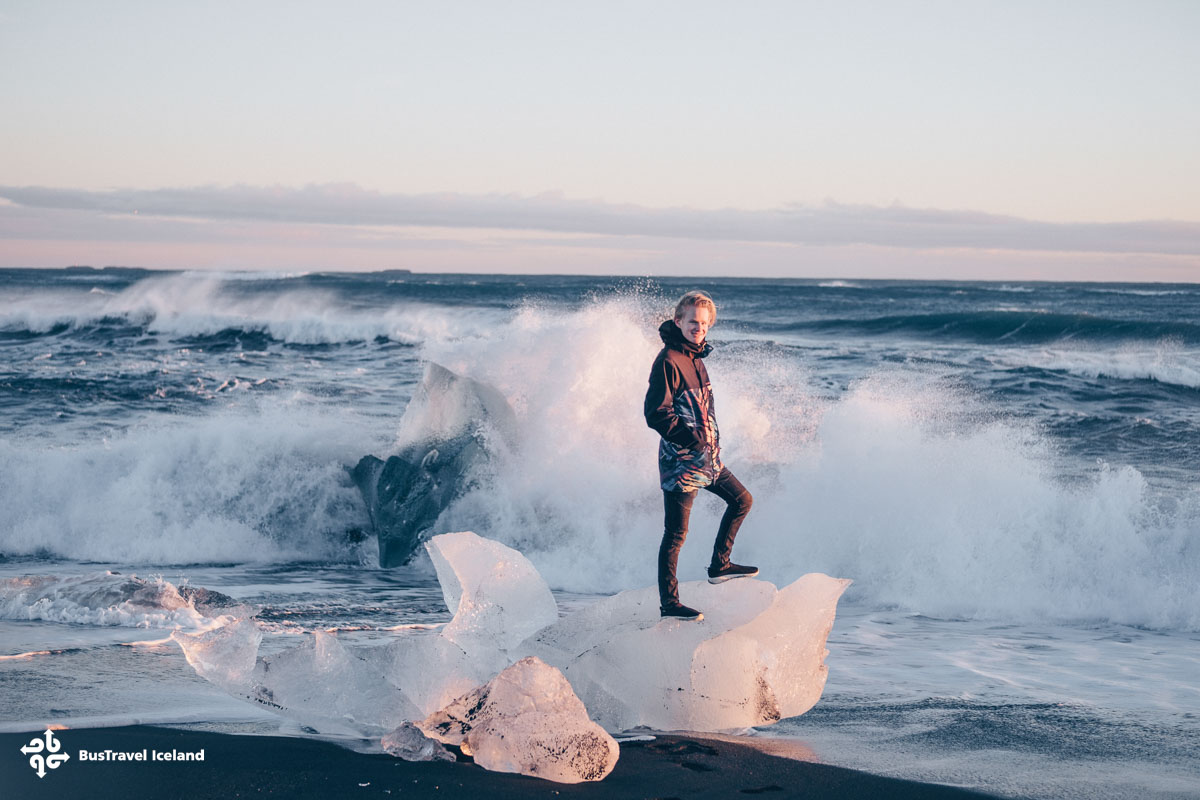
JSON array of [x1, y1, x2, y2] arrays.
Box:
[[172, 532, 556, 733], [375, 531, 558, 716], [376, 628, 502, 718], [174, 532, 849, 744], [396, 362, 517, 447], [382, 722, 456, 762], [692, 573, 852, 727], [243, 630, 421, 733], [425, 531, 558, 656], [350, 363, 518, 567], [174, 622, 422, 735], [172, 617, 262, 687], [419, 656, 619, 783], [520, 574, 850, 731]]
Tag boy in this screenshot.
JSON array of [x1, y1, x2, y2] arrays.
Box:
[[644, 291, 757, 621]]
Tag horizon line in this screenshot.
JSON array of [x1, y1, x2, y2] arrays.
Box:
[[4, 263, 1198, 287]]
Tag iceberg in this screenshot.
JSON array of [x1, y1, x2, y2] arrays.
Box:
[[381, 722, 456, 763], [172, 531, 558, 732], [173, 620, 422, 734], [174, 531, 848, 779], [427, 530, 559, 657], [376, 531, 559, 717], [350, 363, 517, 567], [172, 616, 262, 688], [518, 574, 851, 731], [419, 656, 619, 783]]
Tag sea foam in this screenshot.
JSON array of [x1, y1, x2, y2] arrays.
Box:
[[999, 342, 1200, 390], [0, 405, 379, 565], [0, 572, 240, 628], [416, 299, 1200, 631], [0, 272, 506, 344], [3, 289, 1197, 630]]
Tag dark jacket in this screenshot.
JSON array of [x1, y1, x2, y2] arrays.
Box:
[[644, 319, 723, 491]]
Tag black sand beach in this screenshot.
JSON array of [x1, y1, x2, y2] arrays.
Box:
[[2, 725, 999, 799]]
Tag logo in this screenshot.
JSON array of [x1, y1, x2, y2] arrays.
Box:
[[21, 727, 70, 778]]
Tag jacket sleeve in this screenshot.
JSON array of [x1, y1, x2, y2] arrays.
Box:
[[644, 356, 704, 449]]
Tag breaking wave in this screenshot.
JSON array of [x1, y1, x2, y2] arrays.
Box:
[[415, 299, 1200, 632], [0, 273, 506, 345], [2, 277, 1196, 631], [995, 344, 1200, 391], [759, 311, 1200, 346], [0, 572, 246, 628], [0, 406, 379, 565]]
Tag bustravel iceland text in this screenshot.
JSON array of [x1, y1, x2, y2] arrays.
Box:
[[78, 748, 205, 761]]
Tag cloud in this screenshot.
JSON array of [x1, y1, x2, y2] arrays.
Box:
[[2, 183, 1199, 257]]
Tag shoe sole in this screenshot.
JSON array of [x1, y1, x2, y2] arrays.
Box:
[[661, 613, 703, 621], [708, 571, 759, 584]]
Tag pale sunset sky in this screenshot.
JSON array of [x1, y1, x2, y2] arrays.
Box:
[[1, 0, 1198, 280]]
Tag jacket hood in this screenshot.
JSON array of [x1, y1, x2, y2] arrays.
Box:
[[658, 319, 712, 358]]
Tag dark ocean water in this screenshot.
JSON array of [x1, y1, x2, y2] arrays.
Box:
[[1, 268, 1198, 798]]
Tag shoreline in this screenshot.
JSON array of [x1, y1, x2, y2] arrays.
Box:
[[2, 724, 1000, 799]]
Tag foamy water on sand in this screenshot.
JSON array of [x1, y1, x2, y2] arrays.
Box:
[[2, 268, 1198, 798]]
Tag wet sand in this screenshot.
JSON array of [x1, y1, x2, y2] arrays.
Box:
[[2, 725, 999, 799]]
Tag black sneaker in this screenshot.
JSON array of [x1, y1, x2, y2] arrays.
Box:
[[707, 562, 759, 584], [660, 603, 704, 621]]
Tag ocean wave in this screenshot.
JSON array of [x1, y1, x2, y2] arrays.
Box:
[[0, 406, 380, 565], [413, 303, 1200, 632], [997, 345, 1200, 390], [1085, 287, 1196, 297], [758, 311, 1200, 346], [0, 273, 507, 345], [3, 288, 1198, 632], [0, 572, 249, 628], [749, 376, 1200, 632], [178, 270, 311, 281]]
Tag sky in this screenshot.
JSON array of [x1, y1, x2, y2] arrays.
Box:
[[1, 0, 1198, 280]]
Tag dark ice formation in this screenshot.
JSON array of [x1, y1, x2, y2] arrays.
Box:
[[350, 363, 516, 567]]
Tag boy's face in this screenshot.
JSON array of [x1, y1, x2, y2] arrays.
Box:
[[676, 305, 713, 345]]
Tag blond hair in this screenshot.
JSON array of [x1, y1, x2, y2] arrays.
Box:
[[673, 290, 717, 322]]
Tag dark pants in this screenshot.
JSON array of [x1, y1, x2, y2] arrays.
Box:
[[658, 467, 753, 607]]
